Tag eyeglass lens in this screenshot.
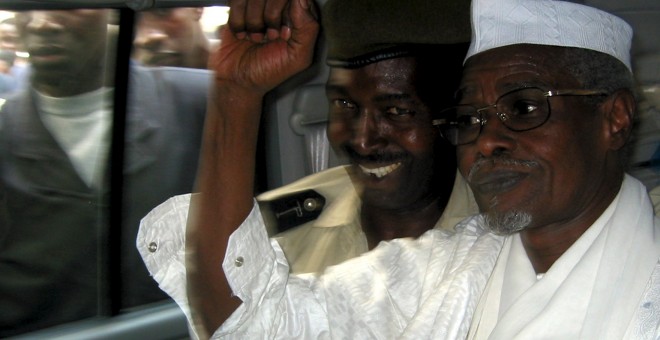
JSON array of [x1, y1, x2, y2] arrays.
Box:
[[438, 88, 551, 145]]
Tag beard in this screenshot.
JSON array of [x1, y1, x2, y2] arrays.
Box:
[[483, 210, 532, 235]]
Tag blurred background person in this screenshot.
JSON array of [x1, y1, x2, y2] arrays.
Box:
[[133, 7, 218, 69], [0, 49, 14, 74], [0, 49, 15, 97], [0, 11, 113, 336], [0, 16, 19, 52], [0, 15, 28, 97]]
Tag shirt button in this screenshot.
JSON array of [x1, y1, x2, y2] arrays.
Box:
[[148, 242, 158, 253], [234, 256, 244, 267]]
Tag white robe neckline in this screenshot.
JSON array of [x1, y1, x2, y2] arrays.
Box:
[[468, 175, 660, 339]]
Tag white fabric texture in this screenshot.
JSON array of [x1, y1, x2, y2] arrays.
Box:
[[469, 175, 660, 339], [137, 194, 200, 339], [138, 176, 660, 339], [465, 0, 633, 71], [138, 193, 502, 339], [219, 212, 504, 339], [304, 124, 330, 173]]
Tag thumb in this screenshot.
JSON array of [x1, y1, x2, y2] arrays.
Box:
[[288, 0, 320, 46], [296, 0, 319, 22]]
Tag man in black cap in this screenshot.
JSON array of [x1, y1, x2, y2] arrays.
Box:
[[137, 0, 474, 336]]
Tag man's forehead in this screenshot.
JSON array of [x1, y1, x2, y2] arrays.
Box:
[[459, 45, 573, 97]]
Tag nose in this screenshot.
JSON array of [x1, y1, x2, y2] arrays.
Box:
[[350, 110, 384, 154], [473, 110, 516, 157]]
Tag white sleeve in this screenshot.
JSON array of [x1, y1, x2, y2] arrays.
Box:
[[136, 193, 199, 338], [138, 194, 496, 339], [216, 202, 330, 339], [138, 195, 329, 339]]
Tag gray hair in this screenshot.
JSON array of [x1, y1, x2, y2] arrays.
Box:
[[483, 210, 532, 235]]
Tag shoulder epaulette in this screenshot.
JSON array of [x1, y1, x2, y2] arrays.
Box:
[[265, 189, 326, 233]]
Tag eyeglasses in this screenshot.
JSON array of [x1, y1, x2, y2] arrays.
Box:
[[432, 87, 609, 146]]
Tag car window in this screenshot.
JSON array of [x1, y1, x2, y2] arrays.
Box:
[[0, 4, 228, 338]]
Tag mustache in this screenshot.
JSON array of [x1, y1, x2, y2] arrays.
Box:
[[467, 156, 539, 183], [343, 146, 407, 164]]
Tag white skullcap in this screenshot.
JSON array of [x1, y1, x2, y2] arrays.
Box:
[[465, 0, 633, 71]]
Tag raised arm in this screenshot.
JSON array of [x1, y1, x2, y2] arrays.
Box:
[[185, 0, 319, 336]]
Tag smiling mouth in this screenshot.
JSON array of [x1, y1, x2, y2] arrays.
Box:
[[358, 162, 402, 178]]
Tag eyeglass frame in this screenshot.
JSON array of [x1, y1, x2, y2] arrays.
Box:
[[432, 87, 610, 146]]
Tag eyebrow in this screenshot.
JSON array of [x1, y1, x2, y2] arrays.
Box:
[[456, 81, 551, 100]]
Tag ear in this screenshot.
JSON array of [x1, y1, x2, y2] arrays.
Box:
[[602, 89, 635, 151]]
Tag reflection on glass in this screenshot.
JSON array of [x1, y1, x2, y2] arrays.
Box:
[[0, 12, 28, 99], [0, 6, 222, 337], [0, 9, 116, 336], [132, 6, 227, 69]]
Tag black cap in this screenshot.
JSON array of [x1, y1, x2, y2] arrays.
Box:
[[322, 0, 471, 68]]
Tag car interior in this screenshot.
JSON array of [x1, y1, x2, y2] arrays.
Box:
[[0, 0, 657, 338]]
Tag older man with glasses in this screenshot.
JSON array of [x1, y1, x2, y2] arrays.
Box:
[[136, 0, 660, 338]]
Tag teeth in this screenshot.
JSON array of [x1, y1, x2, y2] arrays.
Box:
[[359, 162, 401, 178]]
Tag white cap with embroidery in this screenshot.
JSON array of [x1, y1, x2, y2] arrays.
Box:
[[465, 0, 633, 71]]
